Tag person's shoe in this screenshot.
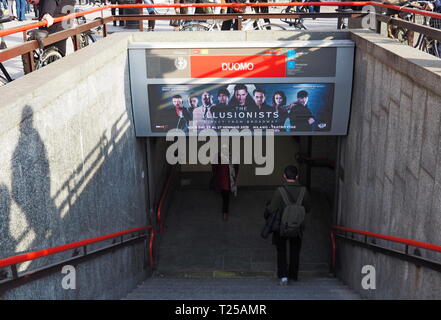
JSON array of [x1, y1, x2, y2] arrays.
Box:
[[222, 213, 228, 221], [279, 277, 288, 286]]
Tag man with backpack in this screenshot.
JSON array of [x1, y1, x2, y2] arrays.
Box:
[[264, 165, 311, 285]]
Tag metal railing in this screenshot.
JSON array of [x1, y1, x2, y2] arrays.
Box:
[[330, 225, 441, 273], [156, 166, 176, 234], [0, 2, 440, 67], [0, 225, 154, 295]]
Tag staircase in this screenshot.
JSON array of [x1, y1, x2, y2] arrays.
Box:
[[125, 276, 360, 300], [124, 173, 360, 300]]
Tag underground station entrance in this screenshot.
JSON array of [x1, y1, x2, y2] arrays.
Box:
[[130, 34, 353, 294], [1, 25, 440, 300]]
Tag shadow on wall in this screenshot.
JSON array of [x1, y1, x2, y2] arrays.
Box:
[[0, 184, 14, 262], [10, 106, 59, 269], [0, 101, 141, 278]]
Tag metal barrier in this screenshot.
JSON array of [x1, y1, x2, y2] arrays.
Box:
[[156, 167, 176, 234], [0, 2, 440, 70], [0, 226, 154, 295], [330, 225, 441, 273]]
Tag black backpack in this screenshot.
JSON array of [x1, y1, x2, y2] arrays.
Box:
[[278, 186, 306, 238]]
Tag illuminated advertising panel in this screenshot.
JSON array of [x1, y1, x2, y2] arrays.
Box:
[[129, 41, 354, 136], [148, 83, 334, 133]]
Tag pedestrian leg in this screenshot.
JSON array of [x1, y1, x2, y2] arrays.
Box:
[[288, 236, 302, 281], [221, 189, 229, 220], [275, 234, 288, 279]]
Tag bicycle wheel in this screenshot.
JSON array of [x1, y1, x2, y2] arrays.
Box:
[[394, 27, 408, 43], [155, 0, 173, 15], [180, 24, 210, 31], [93, 17, 103, 34], [0, 75, 7, 87], [36, 48, 63, 70], [280, 7, 296, 25], [426, 39, 440, 57], [88, 33, 97, 43], [256, 23, 287, 31], [79, 33, 89, 48]]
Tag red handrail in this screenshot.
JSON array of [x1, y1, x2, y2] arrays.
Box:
[[157, 167, 175, 234], [332, 225, 441, 253], [0, 225, 154, 268], [330, 229, 336, 269], [1, 2, 441, 38]]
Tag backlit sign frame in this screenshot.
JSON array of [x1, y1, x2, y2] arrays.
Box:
[[128, 41, 354, 136]]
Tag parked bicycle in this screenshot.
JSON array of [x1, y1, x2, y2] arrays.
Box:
[[74, 9, 97, 48], [386, 1, 419, 44], [414, 2, 440, 57], [179, 5, 286, 31], [22, 29, 63, 75], [385, 0, 440, 55], [0, 12, 15, 87], [280, 1, 309, 30], [0, 62, 11, 86]]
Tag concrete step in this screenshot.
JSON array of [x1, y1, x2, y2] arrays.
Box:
[[154, 269, 331, 279], [157, 187, 332, 275], [124, 277, 361, 300]]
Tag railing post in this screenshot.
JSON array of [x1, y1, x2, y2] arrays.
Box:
[[375, 15, 382, 35], [11, 265, 18, 280], [72, 34, 80, 51], [21, 31, 34, 74], [139, 8, 144, 32], [103, 23, 108, 37]]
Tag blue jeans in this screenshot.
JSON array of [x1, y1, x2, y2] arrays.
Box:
[[16, 0, 26, 20], [143, 0, 155, 14]]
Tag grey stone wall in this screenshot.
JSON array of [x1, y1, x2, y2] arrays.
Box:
[[336, 30, 441, 299], [0, 33, 149, 299]]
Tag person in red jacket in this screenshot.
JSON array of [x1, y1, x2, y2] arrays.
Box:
[[211, 153, 239, 221]]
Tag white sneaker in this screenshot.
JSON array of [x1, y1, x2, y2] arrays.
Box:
[[279, 277, 288, 286]]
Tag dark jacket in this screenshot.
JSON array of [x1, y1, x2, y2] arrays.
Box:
[[262, 181, 311, 241], [290, 103, 315, 132], [176, 108, 192, 132], [38, 0, 75, 34], [431, 0, 441, 28]]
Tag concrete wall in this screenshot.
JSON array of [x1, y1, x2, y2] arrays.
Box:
[[0, 33, 149, 299], [337, 30, 441, 299]]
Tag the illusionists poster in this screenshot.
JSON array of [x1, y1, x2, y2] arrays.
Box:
[[148, 83, 335, 134]]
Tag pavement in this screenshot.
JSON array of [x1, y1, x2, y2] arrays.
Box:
[[0, 3, 340, 81]]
